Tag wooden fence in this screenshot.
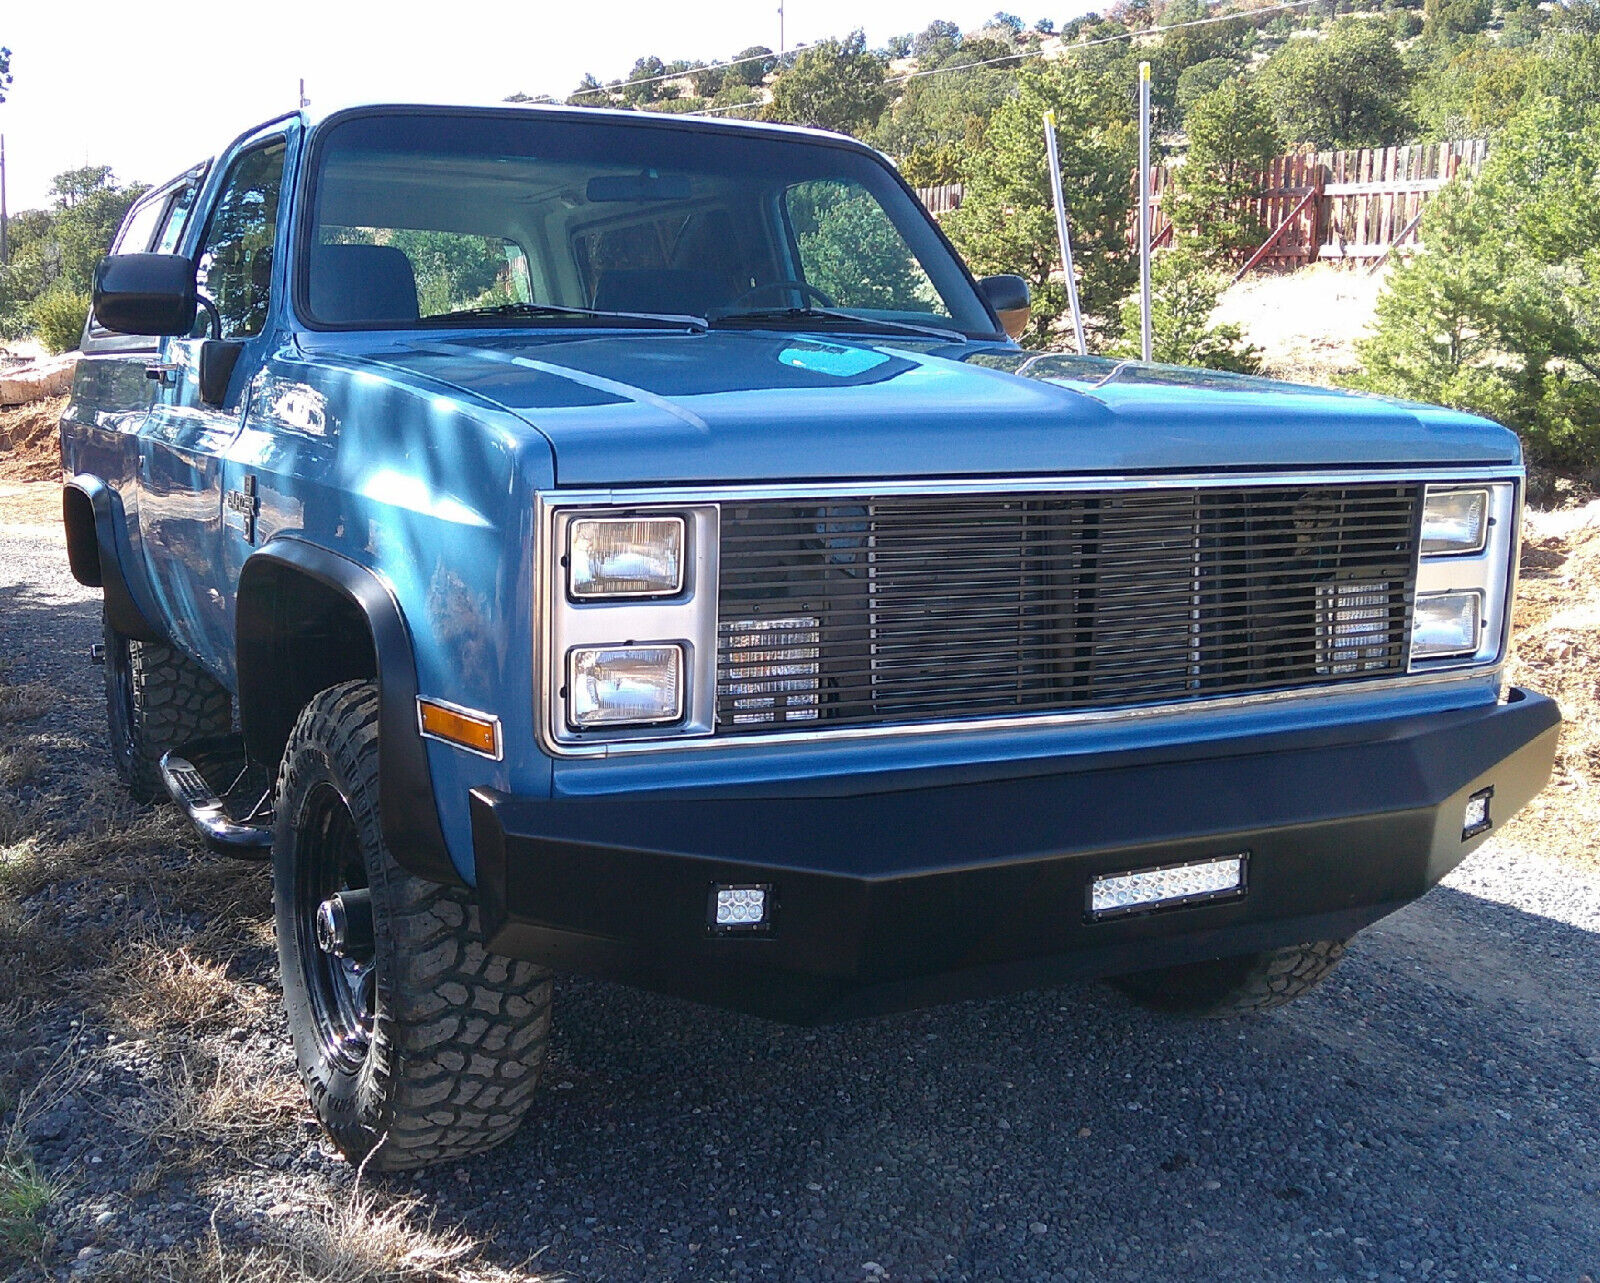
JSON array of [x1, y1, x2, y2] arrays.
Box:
[[916, 139, 1489, 273]]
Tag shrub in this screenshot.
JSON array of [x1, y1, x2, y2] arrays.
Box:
[[29, 289, 90, 355], [1108, 251, 1263, 372]]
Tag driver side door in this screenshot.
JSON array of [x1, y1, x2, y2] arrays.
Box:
[[137, 131, 293, 681]]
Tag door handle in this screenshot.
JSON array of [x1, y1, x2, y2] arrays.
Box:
[[145, 362, 182, 387]]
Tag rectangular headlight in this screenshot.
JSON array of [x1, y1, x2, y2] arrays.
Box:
[[569, 516, 685, 599], [1411, 590, 1482, 659], [568, 644, 684, 728], [1421, 488, 1488, 556]]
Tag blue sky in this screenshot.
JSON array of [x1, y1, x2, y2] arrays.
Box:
[[0, 0, 1045, 211]]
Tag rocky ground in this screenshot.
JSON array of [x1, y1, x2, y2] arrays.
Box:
[[1, 468, 1599, 1281]]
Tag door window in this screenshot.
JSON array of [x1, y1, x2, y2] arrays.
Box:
[[196, 141, 288, 338], [112, 194, 169, 255]]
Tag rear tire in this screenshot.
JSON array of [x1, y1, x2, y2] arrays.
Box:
[[1110, 939, 1348, 1018], [103, 615, 232, 803], [273, 680, 553, 1170]]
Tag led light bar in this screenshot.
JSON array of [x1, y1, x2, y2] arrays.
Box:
[[1089, 854, 1247, 920]]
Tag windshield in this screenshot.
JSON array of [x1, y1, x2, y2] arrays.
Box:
[[301, 110, 996, 338]]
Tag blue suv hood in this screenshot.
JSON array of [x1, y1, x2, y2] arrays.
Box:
[[313, 330, 1520, 485]]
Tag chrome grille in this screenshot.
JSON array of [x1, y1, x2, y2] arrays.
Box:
[[714, 483, 1420, 734]]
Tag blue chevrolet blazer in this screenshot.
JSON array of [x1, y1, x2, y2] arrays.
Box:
[[58, 102, 1559, 1170]]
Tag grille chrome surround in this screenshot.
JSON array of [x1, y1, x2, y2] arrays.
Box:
[[714, 483, 1422, 736]]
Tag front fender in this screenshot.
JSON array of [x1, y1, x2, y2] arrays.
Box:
[[237, 538, 462, 886]]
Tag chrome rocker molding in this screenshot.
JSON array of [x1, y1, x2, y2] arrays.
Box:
[[535, 466, 1524, 759]]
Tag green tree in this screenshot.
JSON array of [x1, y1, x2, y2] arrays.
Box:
[[689, 61, 725, 96], [1175, 56, 1240, 119], [944, 57, 1137, 347], [764, 31, 889, 136], [1422, 0, 1491, 40], [912, 20, 963, 64], [1108, 251, 1262, 371], [1257, 18, 1414, 146], [870, 54, 1013, 162], [1357, 74, 1600, 470], [1170, 76, 1281, 259], [1150, 0, 1250, 129], [1411, 40, 1535, 138], [622, 55, 666, 105], [730, 45, 777, 87], [567, 73, 606, 106]]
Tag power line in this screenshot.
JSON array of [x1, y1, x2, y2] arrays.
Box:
[[566, 45, 782, 102], [688, 0, 1320, 119]]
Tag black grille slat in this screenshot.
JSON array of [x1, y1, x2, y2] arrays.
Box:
[[715, 484, 1420, 734]]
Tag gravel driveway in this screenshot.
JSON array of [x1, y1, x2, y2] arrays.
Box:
[[2, 491, 1597, 1283]]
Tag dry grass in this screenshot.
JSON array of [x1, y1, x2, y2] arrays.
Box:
[[1214, 261, 1389, 388], [87, 1189, 549, 1283], [115, 1042, 304, 1154]]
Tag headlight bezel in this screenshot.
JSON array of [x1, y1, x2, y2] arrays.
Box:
[[1407, 481, 1518, 674], [541, 503, 720, 746]]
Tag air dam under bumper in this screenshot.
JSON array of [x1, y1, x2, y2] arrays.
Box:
[[471, 689, 1559, 1023]]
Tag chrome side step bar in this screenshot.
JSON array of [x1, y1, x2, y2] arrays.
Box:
[[158, 736, 274, 858]]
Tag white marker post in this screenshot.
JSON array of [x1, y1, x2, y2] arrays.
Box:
[[1043, 110, 1088, 356], [1137, 61, 1154, 362]]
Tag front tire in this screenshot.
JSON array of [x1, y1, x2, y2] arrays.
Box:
[[103, 615, 232, 802], [273, 681, 553, 1170], [1110, 939, 1348, 1018]]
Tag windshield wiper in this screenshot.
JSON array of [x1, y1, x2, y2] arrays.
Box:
[[709, 306, 966, 343], [422, 302, 707, 331]]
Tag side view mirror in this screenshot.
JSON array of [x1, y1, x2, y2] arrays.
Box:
[[978, 274, 1031, 341], [92, 254, 198, 336]]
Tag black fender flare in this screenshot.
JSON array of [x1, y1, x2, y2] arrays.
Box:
[[236, 539, 463, 887], [62, 474, 167, 643]]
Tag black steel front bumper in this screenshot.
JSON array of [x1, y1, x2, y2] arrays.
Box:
[[471, 689, 1560, 1023]]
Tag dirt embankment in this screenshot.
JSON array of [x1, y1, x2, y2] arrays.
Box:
[[0, 398, 68, 486], [1501, 503, 1600, 869]]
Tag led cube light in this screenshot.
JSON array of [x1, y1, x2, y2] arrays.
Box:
[[1089, 854, 1247, 920], [1421, 488, 1489, 556], [1462, 786, 1493, 840], [1411, 590, 1482, 660], [710, 884, 771, 931], [568, 644, 684, 728], [568, 516, 685, 598]]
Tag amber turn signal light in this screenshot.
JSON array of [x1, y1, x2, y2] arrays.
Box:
[[417, 698, 501, 759]]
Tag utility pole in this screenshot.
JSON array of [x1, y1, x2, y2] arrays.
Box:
[[1137, 60, 1153, 363], [778, 1, 786, 56], [1042, 111, 1086, 356], [299, 78, 310, 110], [0, 135, 8, 267]]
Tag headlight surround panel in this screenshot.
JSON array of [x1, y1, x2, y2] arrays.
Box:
[[1408, 481, 1518, 673], [543, 504, 719, 745]]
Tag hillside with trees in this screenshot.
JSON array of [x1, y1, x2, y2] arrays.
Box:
[[5, 2, 1599, 470]]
